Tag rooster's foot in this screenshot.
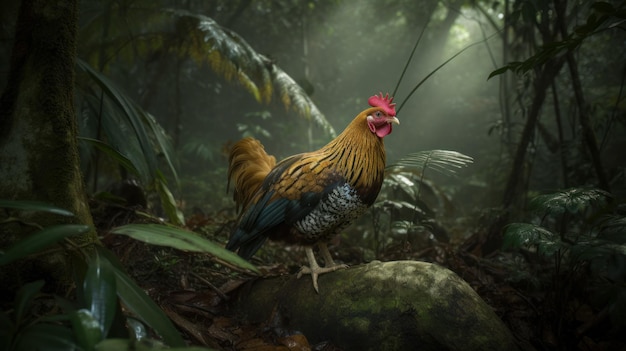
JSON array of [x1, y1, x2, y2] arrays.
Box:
[[297, 245, 348, 293]]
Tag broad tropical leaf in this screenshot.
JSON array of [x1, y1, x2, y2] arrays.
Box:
[[77, 59, 182, 223], [165, 9, 335, 137], [70, 309, 103, 351], [95, 247, 185, 347], [78, 138, 141, 179], [0, 200, 74, 217], [154, 175, 185, 226], [503, 222, 562, 256], [76, 58, 170, 185], [110, 224, 259, 273], [0, 225, 91, 266], [529, 188, 611, 216], [83, 252, 118, 339]]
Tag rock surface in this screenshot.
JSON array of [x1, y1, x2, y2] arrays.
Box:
[[232, 260, 518, 351]]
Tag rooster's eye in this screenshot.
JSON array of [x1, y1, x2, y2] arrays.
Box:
[[375, 112, 382, 118]]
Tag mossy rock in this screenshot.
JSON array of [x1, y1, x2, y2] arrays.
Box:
[[232, 260, 518, 351]]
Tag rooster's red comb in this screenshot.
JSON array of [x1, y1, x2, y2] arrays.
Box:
[[368, 93, 396, 116]]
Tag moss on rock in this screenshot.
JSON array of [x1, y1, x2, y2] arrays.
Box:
[[233, 260, 518, 351]]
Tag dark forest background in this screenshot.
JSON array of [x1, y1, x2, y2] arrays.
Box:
[[1, 0, 625, 350]]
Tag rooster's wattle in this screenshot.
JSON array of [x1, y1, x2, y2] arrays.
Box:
[[226, 93, 399, 292]]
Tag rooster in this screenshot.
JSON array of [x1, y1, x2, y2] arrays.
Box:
[[226, 93, 399, 292]]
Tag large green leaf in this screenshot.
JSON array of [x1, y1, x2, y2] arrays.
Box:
[[71, 309, 103, 351], [0, 225, 91, 266], [95, 247, 185, 347], [84, 252, 118, 338], [14, 280, 45, 328], [77, 58, 158, 185], [155, 173, 185, 226], [143, 113, 180, 187], [0, 200, 74, 216], [503, 223, 564, 256], [529, 188, 611, 216], [110, 224, 259, 273], [79, 137, 142, 179]]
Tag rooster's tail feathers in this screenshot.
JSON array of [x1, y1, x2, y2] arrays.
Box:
[[228, 137, 276, 213]]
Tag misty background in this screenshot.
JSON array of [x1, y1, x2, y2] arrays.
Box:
[[1, 0, 623, 216]]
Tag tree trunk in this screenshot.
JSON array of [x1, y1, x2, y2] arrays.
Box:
[[0, 0, 97, 294], [483, 58, 565, 255], [554, 0, 611, 192]]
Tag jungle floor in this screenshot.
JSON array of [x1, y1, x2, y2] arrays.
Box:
[[94, 201, 626, 351]]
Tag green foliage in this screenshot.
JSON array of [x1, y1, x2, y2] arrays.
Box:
[[0, 200, 75, 217], [237, 111, 273, 139], [503, 188, 626, 328], [0, 253, 214, 351], [381, 150, 473, 220], [489, 1, 626, 79], [0, 200, 244, 350], [110, 223, 259, 273], [164, 9, 336, 137], [503, 222, 563, 256], [366, 150, 473, 252], [528, 188, 611, 215], [76, 59, 183, 225], [0, 225, 90, 267], [386, 150, 474, 176], [180, 139, 218, 163]]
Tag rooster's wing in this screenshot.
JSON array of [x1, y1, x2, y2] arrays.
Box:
[[226, 153, 368, 259]]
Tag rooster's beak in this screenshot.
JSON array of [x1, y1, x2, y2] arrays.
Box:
[[388, 116, 399, 125]]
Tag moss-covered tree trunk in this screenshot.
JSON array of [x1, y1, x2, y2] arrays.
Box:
[[0, 0, 97, 294]]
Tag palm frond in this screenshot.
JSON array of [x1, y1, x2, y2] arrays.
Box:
[[529, 188, 612, 216], [386, 150, 473, 176], [271, 68, 335, 137], [168, 9, 271, 103], [165, 9, 335, 137]]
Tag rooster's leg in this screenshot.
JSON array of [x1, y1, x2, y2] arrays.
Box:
[[297, 245, 347, 293], [318, 242, 348, 270]]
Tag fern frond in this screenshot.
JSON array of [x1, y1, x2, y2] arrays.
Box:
[[386, 150, 473, 176], [529, 188, 611, 216]]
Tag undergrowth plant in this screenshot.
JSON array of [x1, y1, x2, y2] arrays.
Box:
[[503, 188, 626, 337], [367, 150, 473, 255], [0, 200, 256, 351]]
